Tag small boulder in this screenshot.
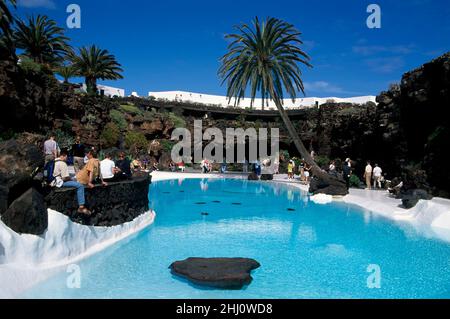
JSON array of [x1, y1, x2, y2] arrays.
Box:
[[170, 257, 260, 289], [1, 188, 48, 235], [401, 189, 433, 209], [260, 174, 274, 181]]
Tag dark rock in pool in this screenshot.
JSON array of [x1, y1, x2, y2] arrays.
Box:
[[201, 212, 209, 216], [287, 208, 296, 212], [212, 200, 221, 203], [170, 257, 260, 289]]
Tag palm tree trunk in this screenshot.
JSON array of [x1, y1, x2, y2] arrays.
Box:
[[272, 99, 321, 173], [272, 98, 348, 195]]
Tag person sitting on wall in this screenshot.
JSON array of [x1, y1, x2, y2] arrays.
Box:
[[100, 153, 119, 183], [53, 149, 91, 215], [115, 152, 133, 180], [76, 150, 108, 189]]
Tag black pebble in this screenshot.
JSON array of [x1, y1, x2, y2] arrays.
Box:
[[195, 202, 207, 205], [287, 208, 296, 212], [201, 212, 210, 216], [212, 200, 221, 203]]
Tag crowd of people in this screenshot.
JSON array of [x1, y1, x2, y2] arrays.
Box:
[[43, 134, 147, 216]]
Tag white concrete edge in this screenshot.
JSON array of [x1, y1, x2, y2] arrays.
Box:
[[0, 209, 156, 298]]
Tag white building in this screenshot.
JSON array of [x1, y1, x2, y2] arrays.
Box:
[[148, 91, 377, 110], [81, 84, 125, 97]]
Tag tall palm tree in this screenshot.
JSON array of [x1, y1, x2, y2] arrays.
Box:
[[0, 0, 16, 58], [219, 17, 325, 176], [71, 45, 124, 95], [56, 64, 77, 83], [13, 15, 72, 66]]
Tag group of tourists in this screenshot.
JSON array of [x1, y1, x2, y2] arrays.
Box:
[[43, 134, 137, 216], [287, 159, 312, 183]]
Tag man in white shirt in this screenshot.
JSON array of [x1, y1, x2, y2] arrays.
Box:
[[363, 161, 373, 189], [373, 164, 383, 189], [100, 154, 117, 182]]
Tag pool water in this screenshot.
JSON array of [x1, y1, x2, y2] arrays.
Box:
[[24, 179, 450, 298]]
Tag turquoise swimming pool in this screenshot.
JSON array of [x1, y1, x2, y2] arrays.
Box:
[[24, 178, 450, 298]]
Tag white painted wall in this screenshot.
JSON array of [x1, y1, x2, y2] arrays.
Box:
[[148, 91, 377, 110], [81, 84, 125, 97]]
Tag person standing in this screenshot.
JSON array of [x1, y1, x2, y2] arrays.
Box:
[[363, 161, 373, 190], [342, 161, 352, 190], [373, 164, 383, 189], [71, 136, 86, 173], [53, 150, 91, 215], [43, 134, 58, 164]]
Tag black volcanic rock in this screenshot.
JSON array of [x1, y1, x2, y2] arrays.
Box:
[[0, 135, 44, 216], [401, 189, 433, 209], [45, 176, 151, 227], [1, 188, 47, 235], [170, 257, 260, 289], [309, 175, 349, 196]]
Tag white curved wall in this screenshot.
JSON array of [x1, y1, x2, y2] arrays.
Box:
[[148, 91, 377, 110]]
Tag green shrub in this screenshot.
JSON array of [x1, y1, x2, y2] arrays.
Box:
[[18, 56, 44, 74], [125, 131, 148, 152], [166, 112, 186, 128], [54, 129, 74, 150], [120, 103, 143, 116], [100, 122, 120, 148], [315, 155, 331, 168], [349, 175, 362, 188], [160, 139, 175, 152], [110, 109, 128, 130]]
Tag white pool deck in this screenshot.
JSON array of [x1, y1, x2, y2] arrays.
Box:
[[1, 171, 450, 298]]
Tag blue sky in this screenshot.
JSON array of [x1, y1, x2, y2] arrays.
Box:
[[12, 0, 450, 97]]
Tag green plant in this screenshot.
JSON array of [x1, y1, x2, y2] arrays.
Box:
[[349, 175, 362, 188], [124, 131, 148, 153], [315, 155, 331, 169], [54, 129, 74, 150], [166, 112, 186, 128], [18, 55, 44, 74], [14, 15, 72, 66], [120, 103, 143, 116], [100, 122, 120, 148], [160, 139, 175, 152], [110, 109, 128, 130]]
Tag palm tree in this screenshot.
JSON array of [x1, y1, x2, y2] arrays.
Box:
[[71, 45, 124, 95], [56, 64, 77, 83], [0, 0, 16, 58], [13, 15, 72, 66], [219, 17, 342, 189]]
